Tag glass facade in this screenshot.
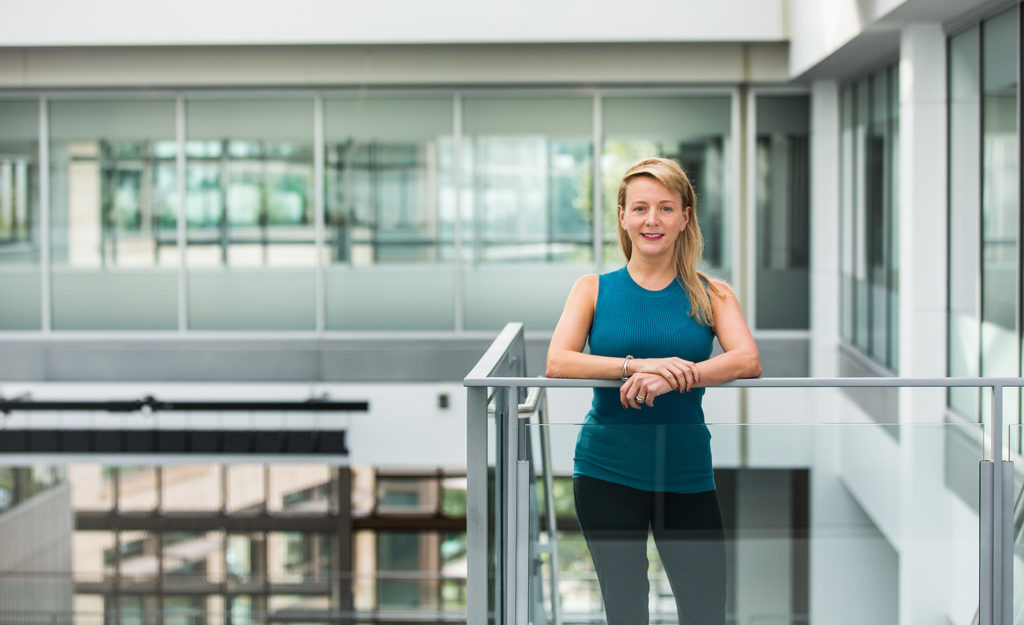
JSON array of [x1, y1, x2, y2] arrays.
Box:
[[948, 6, 1022, 425], [602, 95, 732, 279], [839, 64, 900, 370], [0, 100, 41, 330], [754, 94, 810, 330], [185, 98, 316, 330], [45, 464, 470, 624], [462, 95, 594, 330], [48, 99, 179, 330], [324, 95, 456, 330], [0, 89, 761, 334]]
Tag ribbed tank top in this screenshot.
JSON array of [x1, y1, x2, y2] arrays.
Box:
[[572, 266, 716, 493]]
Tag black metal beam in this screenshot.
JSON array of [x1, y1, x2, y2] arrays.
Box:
[[0, 397, 369, 413], [0, 428, 348, 455]]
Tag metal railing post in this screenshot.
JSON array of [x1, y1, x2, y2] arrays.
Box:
[[467, 385, 490, 625], [504, 385, 521, 625], [990, 384, 1013, 625]]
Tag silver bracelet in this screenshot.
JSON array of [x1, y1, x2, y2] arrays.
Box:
[[621, 355, 633, 380]]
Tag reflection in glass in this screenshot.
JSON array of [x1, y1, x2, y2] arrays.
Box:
[[185, 98, 315, 330], [324, 96, 456, 330], [463, 97, 593, 263], [517, 420, 982, 625], [117, 466, 158, 511], [226, 533, 262, 582], [948, 25, 982, 421], [602, 95, 731, 278], [839, 66, 900, 370], [161, 465, 220, 512], [755, 94, 810, 329], [226, 465, 265, 514], [462, 96, 594, 330], [48, 99, 179, 330], [267, 464, 331, 513], [980, 9, 1020, 426], [0, 100, 41, 330], [840, 87, 855, 342]]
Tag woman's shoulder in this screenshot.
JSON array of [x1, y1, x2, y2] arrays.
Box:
[[572, 273, 600, 298], [706, 277, 733, 294]]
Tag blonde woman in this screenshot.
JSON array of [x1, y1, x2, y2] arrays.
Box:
[[546, 157, 761, 624]]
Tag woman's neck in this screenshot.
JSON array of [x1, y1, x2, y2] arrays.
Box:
[[626, 256, 677, 290]]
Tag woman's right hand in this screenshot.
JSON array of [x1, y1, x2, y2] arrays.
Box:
[[620, 372, 675, 409], [634, 357, 701, 393]]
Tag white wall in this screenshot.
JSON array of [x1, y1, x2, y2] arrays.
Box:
[[0, 483, 74, 621], [0, 0, 785, 47], [788, 0, 1000, 79]]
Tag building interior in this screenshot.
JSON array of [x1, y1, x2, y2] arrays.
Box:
[[0, 0, 1020, 623]]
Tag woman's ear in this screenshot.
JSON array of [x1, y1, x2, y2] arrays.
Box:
[[617, 205, 626, 228], [681, 206, 692, 231]]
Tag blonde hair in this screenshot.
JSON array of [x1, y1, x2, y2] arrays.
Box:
[[616, 157, 724, 326]]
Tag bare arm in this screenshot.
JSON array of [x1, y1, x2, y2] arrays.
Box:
[[693, 280, 762, 386], [545, 274, 630, 379]]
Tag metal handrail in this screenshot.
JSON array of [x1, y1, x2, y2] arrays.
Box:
[[466, 375, 1024, 388]]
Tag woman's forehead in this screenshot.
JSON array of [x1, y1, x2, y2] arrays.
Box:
[[625, 176, 682, 202]]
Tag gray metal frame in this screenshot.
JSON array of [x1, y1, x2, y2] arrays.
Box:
[[466, 322, 1021, 625]]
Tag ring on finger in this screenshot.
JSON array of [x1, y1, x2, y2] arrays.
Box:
[[635, 394, 646, 402]]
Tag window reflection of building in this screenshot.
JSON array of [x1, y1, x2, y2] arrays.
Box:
[[63, 463, 469, 624], [838, 64, 900, 371]]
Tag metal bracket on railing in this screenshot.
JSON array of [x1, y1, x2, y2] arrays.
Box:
[[486, 385, 544, 419]]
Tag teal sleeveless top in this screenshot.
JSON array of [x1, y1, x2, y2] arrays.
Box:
[[572, 266, 716, 493]]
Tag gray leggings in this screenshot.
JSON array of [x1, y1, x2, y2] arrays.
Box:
[[573, 475, 726, 625]]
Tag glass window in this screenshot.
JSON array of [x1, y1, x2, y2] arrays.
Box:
[[980, 8, 1020, 421], [603, 95, 732, 280], [462, 96, 594, 330], [324, 95, 456, 330], [68, 465, 114, 511], [266, 464, 331, 512], [185, 98, 315, 330], [853, 78, 870, 354], [840, 87, 855, 342], [226, 465, 265, 514], [0, 100, 41, 330], [163, 531, 221, 582], [948, 25, 982, 421], [754, 94, 810, 330], [117, 466, 158, 511], [377, 531, 434, 608], [48, 99, 178, 330], [839, 65, 900, 370], [160, 465, 221, 512]]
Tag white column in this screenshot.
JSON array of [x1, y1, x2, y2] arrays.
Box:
[[896, 23, 952, 625], [809, 80, 840, 378]]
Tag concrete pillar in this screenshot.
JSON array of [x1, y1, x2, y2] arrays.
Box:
[[809, 80, 841, 379], [896, 22, 953, 625]]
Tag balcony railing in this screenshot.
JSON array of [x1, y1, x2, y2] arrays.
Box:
[[465, 323, 1021, 625]]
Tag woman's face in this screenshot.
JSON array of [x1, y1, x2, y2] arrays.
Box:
[[618, 175, 689, 259]]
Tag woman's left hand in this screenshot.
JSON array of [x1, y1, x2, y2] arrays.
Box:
[[620, 372, 675, 409]]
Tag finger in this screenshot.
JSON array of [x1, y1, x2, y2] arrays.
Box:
[[680, 366, 695, 392], [666, 366, 687, 391], [620, 380, 639, 409]]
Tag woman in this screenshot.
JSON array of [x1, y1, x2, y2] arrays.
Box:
[[546, 157, 761, 625]]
